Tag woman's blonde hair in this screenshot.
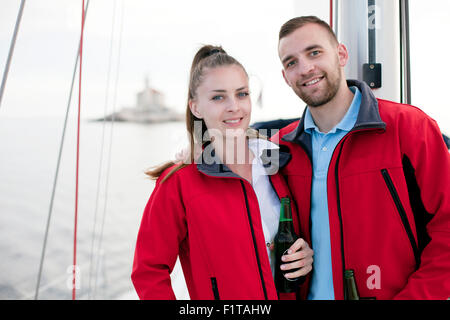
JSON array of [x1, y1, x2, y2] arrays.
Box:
[[145, 45, 258, 183]]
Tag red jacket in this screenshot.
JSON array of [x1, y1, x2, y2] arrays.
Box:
[[131, 148, 304, 300], [272, 80, 450, 300]]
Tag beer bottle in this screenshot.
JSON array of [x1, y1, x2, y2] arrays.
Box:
[[344, 269, 360, 300], [274, 197, 301, 293]]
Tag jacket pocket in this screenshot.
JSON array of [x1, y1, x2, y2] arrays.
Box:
[[381, 169, 420, 269], [210, 277, 220, 300]]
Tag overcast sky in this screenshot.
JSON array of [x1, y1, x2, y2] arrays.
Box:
[[0, 0, 448, 134]]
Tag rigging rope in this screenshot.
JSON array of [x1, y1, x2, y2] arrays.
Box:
[[73, 0, 86, 300], [330, 0, 333, 29], [0, 0, 26, 110], [88, 0, 118, 300], [34, 0, 91, 300], [92, 0, 125, 299]]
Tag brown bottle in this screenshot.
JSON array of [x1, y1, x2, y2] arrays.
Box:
[[344, 269, 360, 300], [274, 197, 301, 293]]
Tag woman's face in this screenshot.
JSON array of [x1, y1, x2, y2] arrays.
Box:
[[189, 64, 251, 141]]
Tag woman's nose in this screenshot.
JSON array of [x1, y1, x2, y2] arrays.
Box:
[[226, 97, 239, 112]]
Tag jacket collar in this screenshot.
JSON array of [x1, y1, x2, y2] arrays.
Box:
[[196, 138, 291, 178], [282, 79, 386, 145]]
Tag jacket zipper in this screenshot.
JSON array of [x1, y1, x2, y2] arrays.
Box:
[[268, 175, 303, 241], [334, 141, 347, 298], [333, 128, 384, 298], [267, 175, 281, 201], [381, 169, 420, 269], [210, 277, 220, 300], [240, 180, 268, 300]]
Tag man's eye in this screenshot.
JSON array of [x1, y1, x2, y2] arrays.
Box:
[[310, 50, 320, 56], [286, 60, 296, 68]]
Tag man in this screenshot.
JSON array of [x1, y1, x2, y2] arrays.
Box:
[[273, 16, 450, 300]]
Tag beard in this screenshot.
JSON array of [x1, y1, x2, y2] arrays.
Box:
[[294, 68, 341, 108]]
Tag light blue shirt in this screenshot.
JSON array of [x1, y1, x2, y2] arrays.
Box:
[[305, 87, 361, 300]]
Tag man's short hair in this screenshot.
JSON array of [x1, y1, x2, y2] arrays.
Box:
[[279, 16, 338, 44]]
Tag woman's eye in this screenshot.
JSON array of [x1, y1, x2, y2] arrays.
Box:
[[212, 95, 223, 101], [237, 91, 249, 98]]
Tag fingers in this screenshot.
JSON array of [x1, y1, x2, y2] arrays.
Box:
[[174, 147, 190, 163], [280, 238, 314, 278], [281, 257, 313, 272], [286, 238, 307, 255], [282, 238, 313, 263], [284, 261, 313, 279], [281, 249, 311, 262]]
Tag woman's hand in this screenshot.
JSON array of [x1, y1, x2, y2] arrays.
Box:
[[273, 238, 314, 280], [174, 146, 190, 164], [174, 144, 202, 164]]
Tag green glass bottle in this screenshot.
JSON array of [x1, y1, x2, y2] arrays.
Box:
[[344, 269, 360, 300], [274, 197, 300, 293]]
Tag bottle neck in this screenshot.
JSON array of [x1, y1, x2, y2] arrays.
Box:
[[344, 269, 360, 300], [278, 198, 295, 233]]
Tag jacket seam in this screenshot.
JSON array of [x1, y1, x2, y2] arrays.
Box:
[[334, 139, 347, 299], [338, 165, 404, 180]]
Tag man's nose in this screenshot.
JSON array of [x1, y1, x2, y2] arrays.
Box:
[[298, 61, 315, 76]]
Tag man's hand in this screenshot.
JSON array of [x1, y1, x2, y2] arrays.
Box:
[[271, 238, 313, 280]]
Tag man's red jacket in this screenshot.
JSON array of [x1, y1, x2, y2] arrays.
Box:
[[272, 80, 450, 300]]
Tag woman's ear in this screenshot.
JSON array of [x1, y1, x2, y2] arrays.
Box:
[[189, 99, 203, 119]]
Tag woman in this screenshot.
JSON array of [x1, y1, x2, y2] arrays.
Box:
[[131, 45, 313, 300]]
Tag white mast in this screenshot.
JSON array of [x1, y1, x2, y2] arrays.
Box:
[[336, 0, 405, 103]]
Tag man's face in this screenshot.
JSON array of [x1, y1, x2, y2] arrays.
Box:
[[278, 23, 347, 107]]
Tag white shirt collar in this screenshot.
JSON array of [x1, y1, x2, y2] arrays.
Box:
[[248, 138, 279, 187], [248, 138, 279, 160]]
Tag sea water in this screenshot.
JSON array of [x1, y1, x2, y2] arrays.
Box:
[[0, 116, 189, 300]]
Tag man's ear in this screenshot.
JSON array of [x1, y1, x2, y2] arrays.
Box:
[[337, 43, 349, 67], [188, 99, 202, 119], [281, 69, 292, 88]]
